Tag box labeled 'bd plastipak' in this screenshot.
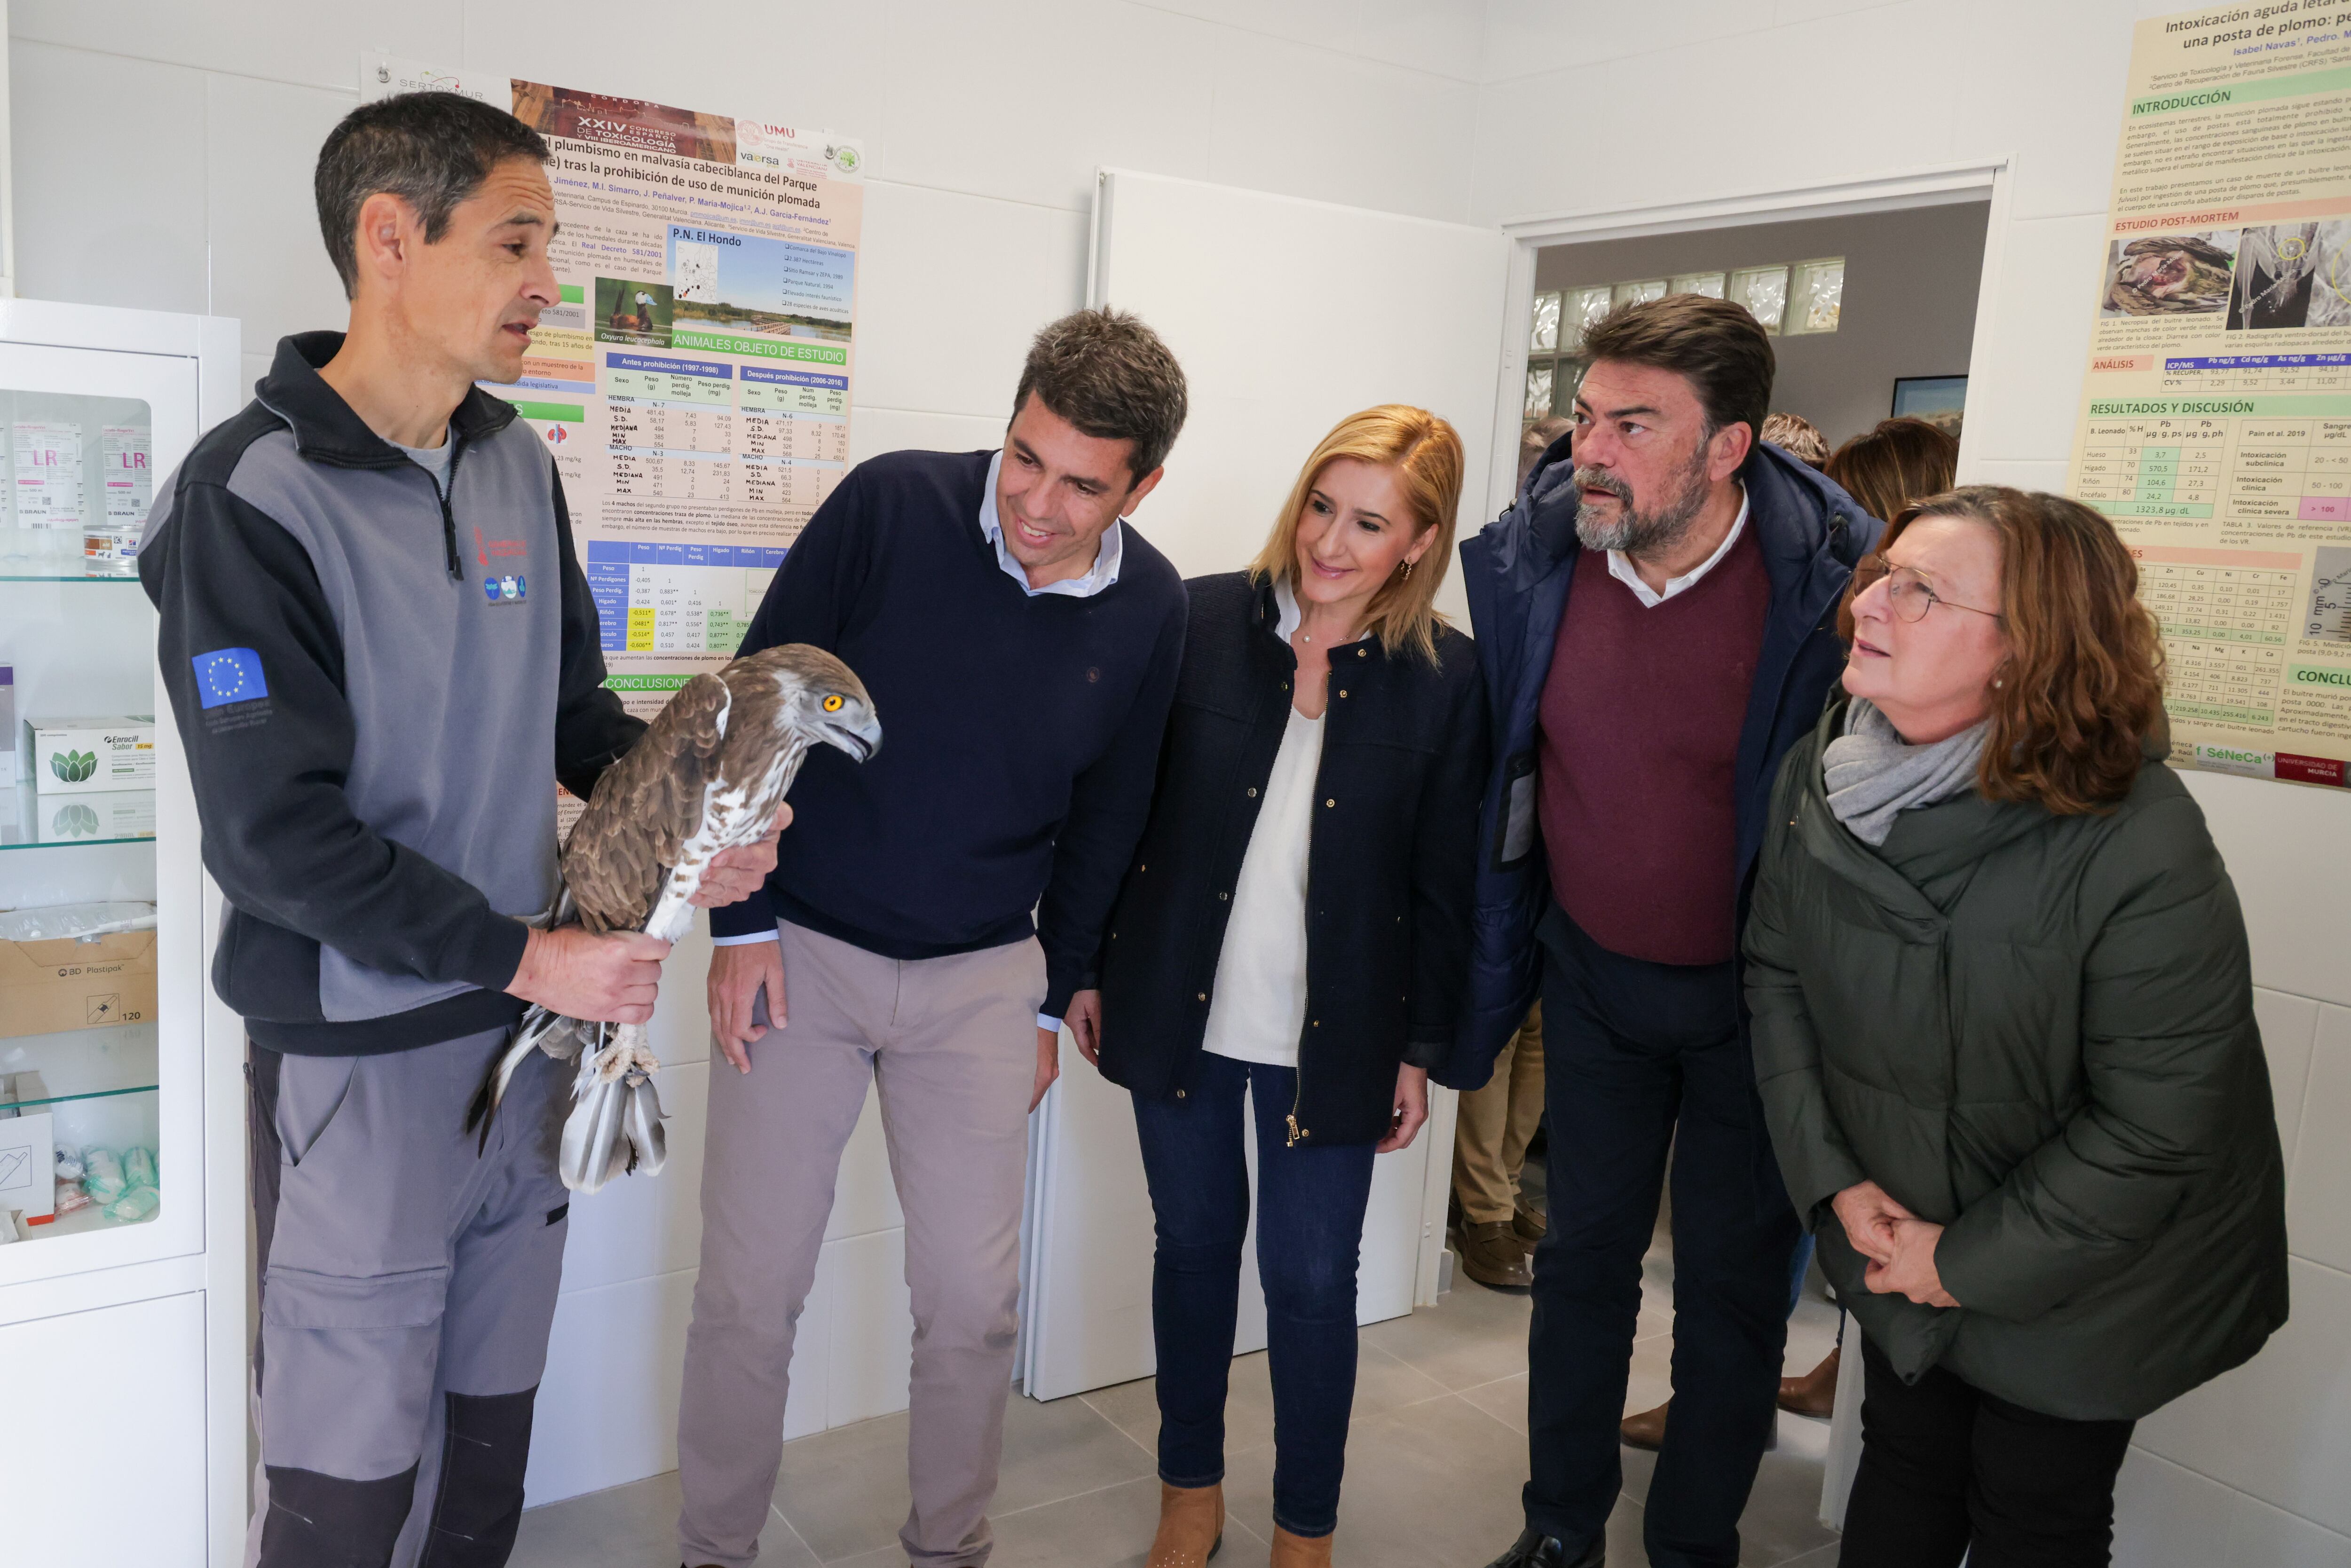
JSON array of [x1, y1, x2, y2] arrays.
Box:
[[26, 716, 155, 796]]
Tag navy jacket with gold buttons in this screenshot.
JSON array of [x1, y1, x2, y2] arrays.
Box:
[[1093, 571, 1486, 1146]]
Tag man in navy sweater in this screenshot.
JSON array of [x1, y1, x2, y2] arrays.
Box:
[[676, 309, 1190, 1568]]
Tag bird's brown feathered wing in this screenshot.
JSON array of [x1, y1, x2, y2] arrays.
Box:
[[562, 671, 732, 934]]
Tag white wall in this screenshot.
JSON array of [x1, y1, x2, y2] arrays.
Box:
[[1, 0, 1486, 1511], [1473, 3, 2351, 1560], [19, 0, 2343, 1548]]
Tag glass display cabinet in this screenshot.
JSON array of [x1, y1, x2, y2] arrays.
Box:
[[0, 298, 242, 1563]]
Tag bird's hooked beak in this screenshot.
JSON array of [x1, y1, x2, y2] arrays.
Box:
[[822, 709, 884, 763]]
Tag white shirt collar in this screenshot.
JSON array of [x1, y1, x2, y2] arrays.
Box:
[[1606, 484, 1749, 609], [977, 448, 1124, 599], [1272, 575, 1303, 641]]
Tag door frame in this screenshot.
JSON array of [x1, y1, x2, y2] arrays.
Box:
[[1481, 157, 2015, 524]]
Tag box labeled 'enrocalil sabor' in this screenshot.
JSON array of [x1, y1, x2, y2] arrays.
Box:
[[26, 715, 154, 796]]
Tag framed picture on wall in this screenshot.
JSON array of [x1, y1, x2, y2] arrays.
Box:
[[1892, 374, 1967, 437]]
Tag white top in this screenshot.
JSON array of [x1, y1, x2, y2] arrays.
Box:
[[1605, 484, 1749, 608], [976, 448, 1125, 599], [1200, 702, 1325, 1068]]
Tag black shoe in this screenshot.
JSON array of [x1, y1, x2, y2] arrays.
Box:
[[1483, 1526, 1603, 1568]]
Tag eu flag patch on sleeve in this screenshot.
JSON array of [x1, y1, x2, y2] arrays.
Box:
[[193, 647, 268, 709]]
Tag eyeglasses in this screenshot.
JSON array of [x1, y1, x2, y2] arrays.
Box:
[[1851, 554, 2003, 623]]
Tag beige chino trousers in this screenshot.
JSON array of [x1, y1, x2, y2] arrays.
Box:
[[677, 920, 1047, 1568], [1451, 1002, 1546, 1225]]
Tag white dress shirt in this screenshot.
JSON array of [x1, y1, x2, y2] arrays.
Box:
[[1605, 485, 1749, 608]]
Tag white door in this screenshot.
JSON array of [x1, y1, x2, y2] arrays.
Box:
[[1019, 170, 1508, 1401]]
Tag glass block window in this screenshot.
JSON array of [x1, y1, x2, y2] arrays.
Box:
[[1785, 259, 1846, 335], [1670, 272, 1727, 299], [1530, 290, 1562, 354], [1728, 265, 1790, 334], [1524, 361, 1556, 422], [1612, 278, 1667, 311], [1564, 285, 1613, 351]]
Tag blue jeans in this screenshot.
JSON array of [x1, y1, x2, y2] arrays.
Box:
[[1131, 1053, 1378, 1538]]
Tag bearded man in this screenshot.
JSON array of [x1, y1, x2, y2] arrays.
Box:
[[1451, 294, 1882, 1568]]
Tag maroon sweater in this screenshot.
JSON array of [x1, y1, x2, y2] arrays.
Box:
[[1536, 528, 1770, 965]]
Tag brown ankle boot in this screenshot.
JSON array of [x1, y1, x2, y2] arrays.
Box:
[[1270, 1525, 1334, 1567], [1147, 1481, 1224, 1567], [1619, 1397, 1669, 1450], [1778, 1345, 1840, 1418]]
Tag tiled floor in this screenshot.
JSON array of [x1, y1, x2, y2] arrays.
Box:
[[512, 1215, 1846, 1567]]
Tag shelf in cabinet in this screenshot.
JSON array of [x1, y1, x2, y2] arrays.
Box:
[[4, 1083, 158, 1111], [0, 572, 143, 583], [15, 1198, 161, 1242], [1, 785, 157, 850]]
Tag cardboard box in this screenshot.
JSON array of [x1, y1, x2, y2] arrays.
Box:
[[26, 714, 154, 796], [0, 1109, 56, 1225], [0, 930, 157, 1040]]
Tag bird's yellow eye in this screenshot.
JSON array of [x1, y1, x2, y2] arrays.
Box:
[[822, 694, 845, 712]]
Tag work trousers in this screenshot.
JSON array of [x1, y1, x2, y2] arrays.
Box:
[[677, 921, 1047, 1568], [1452, 1002, 1545, 1226], [1841, 1336, 2135, 1568], [1131, 1052, 1379, 1538], [1523, 906, 1799, 1568], [246, 1027, 571, 1568]]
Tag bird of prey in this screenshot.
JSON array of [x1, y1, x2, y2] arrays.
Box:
[[472, 643, 882, 1192]]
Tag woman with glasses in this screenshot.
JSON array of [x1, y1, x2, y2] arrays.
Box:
[[1067, 405, 1484, 1568], [1744, 486, 2288, 1568]]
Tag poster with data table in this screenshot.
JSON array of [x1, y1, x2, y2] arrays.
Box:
[[2061, 7, 2351, 789]]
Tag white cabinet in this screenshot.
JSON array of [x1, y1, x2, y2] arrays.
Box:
[[0, 299, 242, 1565], [0, 1291, 209, 1561]]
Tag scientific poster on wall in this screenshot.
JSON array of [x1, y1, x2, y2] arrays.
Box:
[[2064, 4, 2351, 788], [362, 57, 863, 823]]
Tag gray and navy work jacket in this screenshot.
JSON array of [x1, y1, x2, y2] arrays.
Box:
[[140, 331, 643, 1056]]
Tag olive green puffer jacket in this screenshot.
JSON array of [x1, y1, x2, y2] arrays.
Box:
[[1746, 698, 2288, 1421]]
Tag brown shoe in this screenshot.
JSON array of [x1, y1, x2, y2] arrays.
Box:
[[1147, 1480, 1225, 1567], [1455, 1220, 1535, 1288], [1778, 1346, 1840, 1418], [1620, 1398, 1669, 1451], [1271, 1525, 1334, 1567], [1512, 1203, 1547, 1245]]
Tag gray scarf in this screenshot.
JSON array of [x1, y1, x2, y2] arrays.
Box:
[[1822, 699, 1988, 846]]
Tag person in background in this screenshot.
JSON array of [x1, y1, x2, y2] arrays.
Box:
[[680, 309, 1190, 1568], [1624, 408, 1958, 1448], [1746, 487, 2288, 1567], [1445, 416, 1577, 1292], [1452, 999, 1547, 1288], [1460, 294, 1880, 1568], [1078, 404, 1484, 1568], [1826, 417, 1960, 525], [1520, 413, 1576, 488], [141, 93, 779, 1567], [1759, 411, 1828, 471]]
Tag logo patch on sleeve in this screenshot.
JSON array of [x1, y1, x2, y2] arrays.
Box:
[[193, 647, 268, 709]]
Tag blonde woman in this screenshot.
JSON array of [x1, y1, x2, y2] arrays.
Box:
[[1068, 406, 1486, 1567]]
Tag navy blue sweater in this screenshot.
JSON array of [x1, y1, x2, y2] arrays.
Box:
[[710, 447, 1187, 1016]]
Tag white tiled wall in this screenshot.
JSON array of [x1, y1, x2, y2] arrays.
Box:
[[21, 0, 2348, 1544], [0, 0, 1487, 1513], [1469, 3, 2351, 1558]]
